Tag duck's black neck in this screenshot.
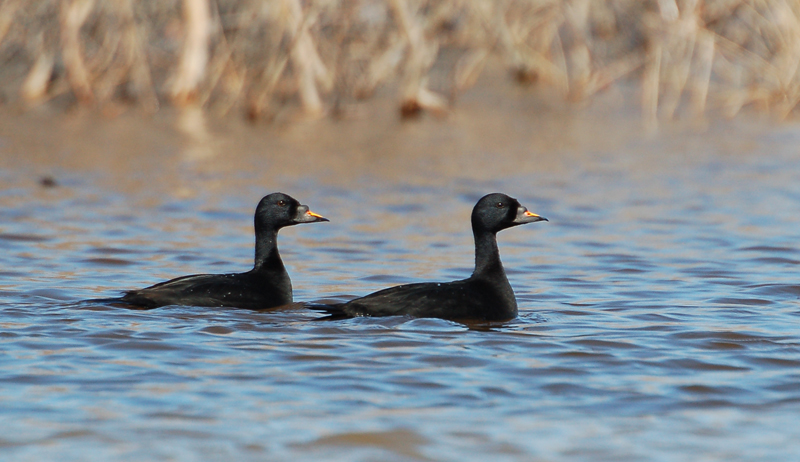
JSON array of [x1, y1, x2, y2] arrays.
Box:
[[472, 229, 505, 279], [253, 227, 285, 271]]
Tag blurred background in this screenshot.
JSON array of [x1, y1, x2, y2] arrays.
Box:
[[2, 2, 800, 461], [2, 0, 800, 124]]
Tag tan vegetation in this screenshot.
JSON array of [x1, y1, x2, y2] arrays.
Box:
[[1, 0, 799, 122]]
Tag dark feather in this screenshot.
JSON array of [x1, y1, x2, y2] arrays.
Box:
[[93, 192, 327, 310], [310, 193, 547, 321]]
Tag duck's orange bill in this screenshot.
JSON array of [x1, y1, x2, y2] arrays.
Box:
[[524, 211, 541, 218], [306, 211, 325, 219]]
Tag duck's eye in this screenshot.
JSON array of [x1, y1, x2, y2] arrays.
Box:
[[496, 202, 504, 208], [277, 200, 287, 207]]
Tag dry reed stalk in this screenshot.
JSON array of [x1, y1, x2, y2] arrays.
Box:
[[194, 0, 235, 112], [0, 0, 21, 47], [88, 6, 130, 105], [60, 0, 96, 105], [202, 33, 246, 116], [690, 29, 714, 117], [4, 0, 800, 123], [660, 7, 698, 120], [20, 32, 54, 102], [21, 54, 54, 103], [453, 1, 503, 93], [91, 0, 160, 111], [360, 37, 405, 99], [581, 54, 644, 100], [713, 34, 775, 117], [569, 1, 643, 99], [241, 2, 292, 120], [454, 47, 491, 92], [640, 0, 716, 122], [120, 0, 159, 112], [387, 0, 447, 116], [283, 0, 331, 116], [698, 0, 800, 118], [247, 53, 291, 121], [170, 0, 210, 105], [480, 1, 570, 93], [762, 0, 800, 118], [642, 39, 662, 131], [563, 0, 591, 100]]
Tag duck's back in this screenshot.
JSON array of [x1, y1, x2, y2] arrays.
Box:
[[338, 276, 517, 321], [121, 269, 292, 310]]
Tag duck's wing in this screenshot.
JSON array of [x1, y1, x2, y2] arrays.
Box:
[[120, 272, 287, 309], [335, 279, 499, 319]]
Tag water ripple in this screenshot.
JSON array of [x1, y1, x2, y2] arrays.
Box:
[[2, 116, 800, 461]]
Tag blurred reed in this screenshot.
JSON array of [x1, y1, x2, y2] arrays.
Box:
[[1, 0, 799, 122]]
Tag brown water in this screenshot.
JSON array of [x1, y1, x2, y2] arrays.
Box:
[[2, 87, 800, 461]]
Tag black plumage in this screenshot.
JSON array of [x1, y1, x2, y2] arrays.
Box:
[[113, 193, 328, 309], [313, 193, 546, 321]]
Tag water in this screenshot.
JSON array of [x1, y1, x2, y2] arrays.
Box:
[[1, 94, 800, 461]]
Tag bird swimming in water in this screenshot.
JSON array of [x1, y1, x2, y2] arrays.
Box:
[[105, 192, 328, 310], [311, 193, 546, 322]]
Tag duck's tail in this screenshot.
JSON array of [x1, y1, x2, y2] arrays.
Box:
[[304, 302, 351, 320], [80, 296, 155, 310]]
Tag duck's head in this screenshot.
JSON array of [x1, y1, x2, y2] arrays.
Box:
[[471, 193, 547, 234], [256, 192, 329, 231]]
